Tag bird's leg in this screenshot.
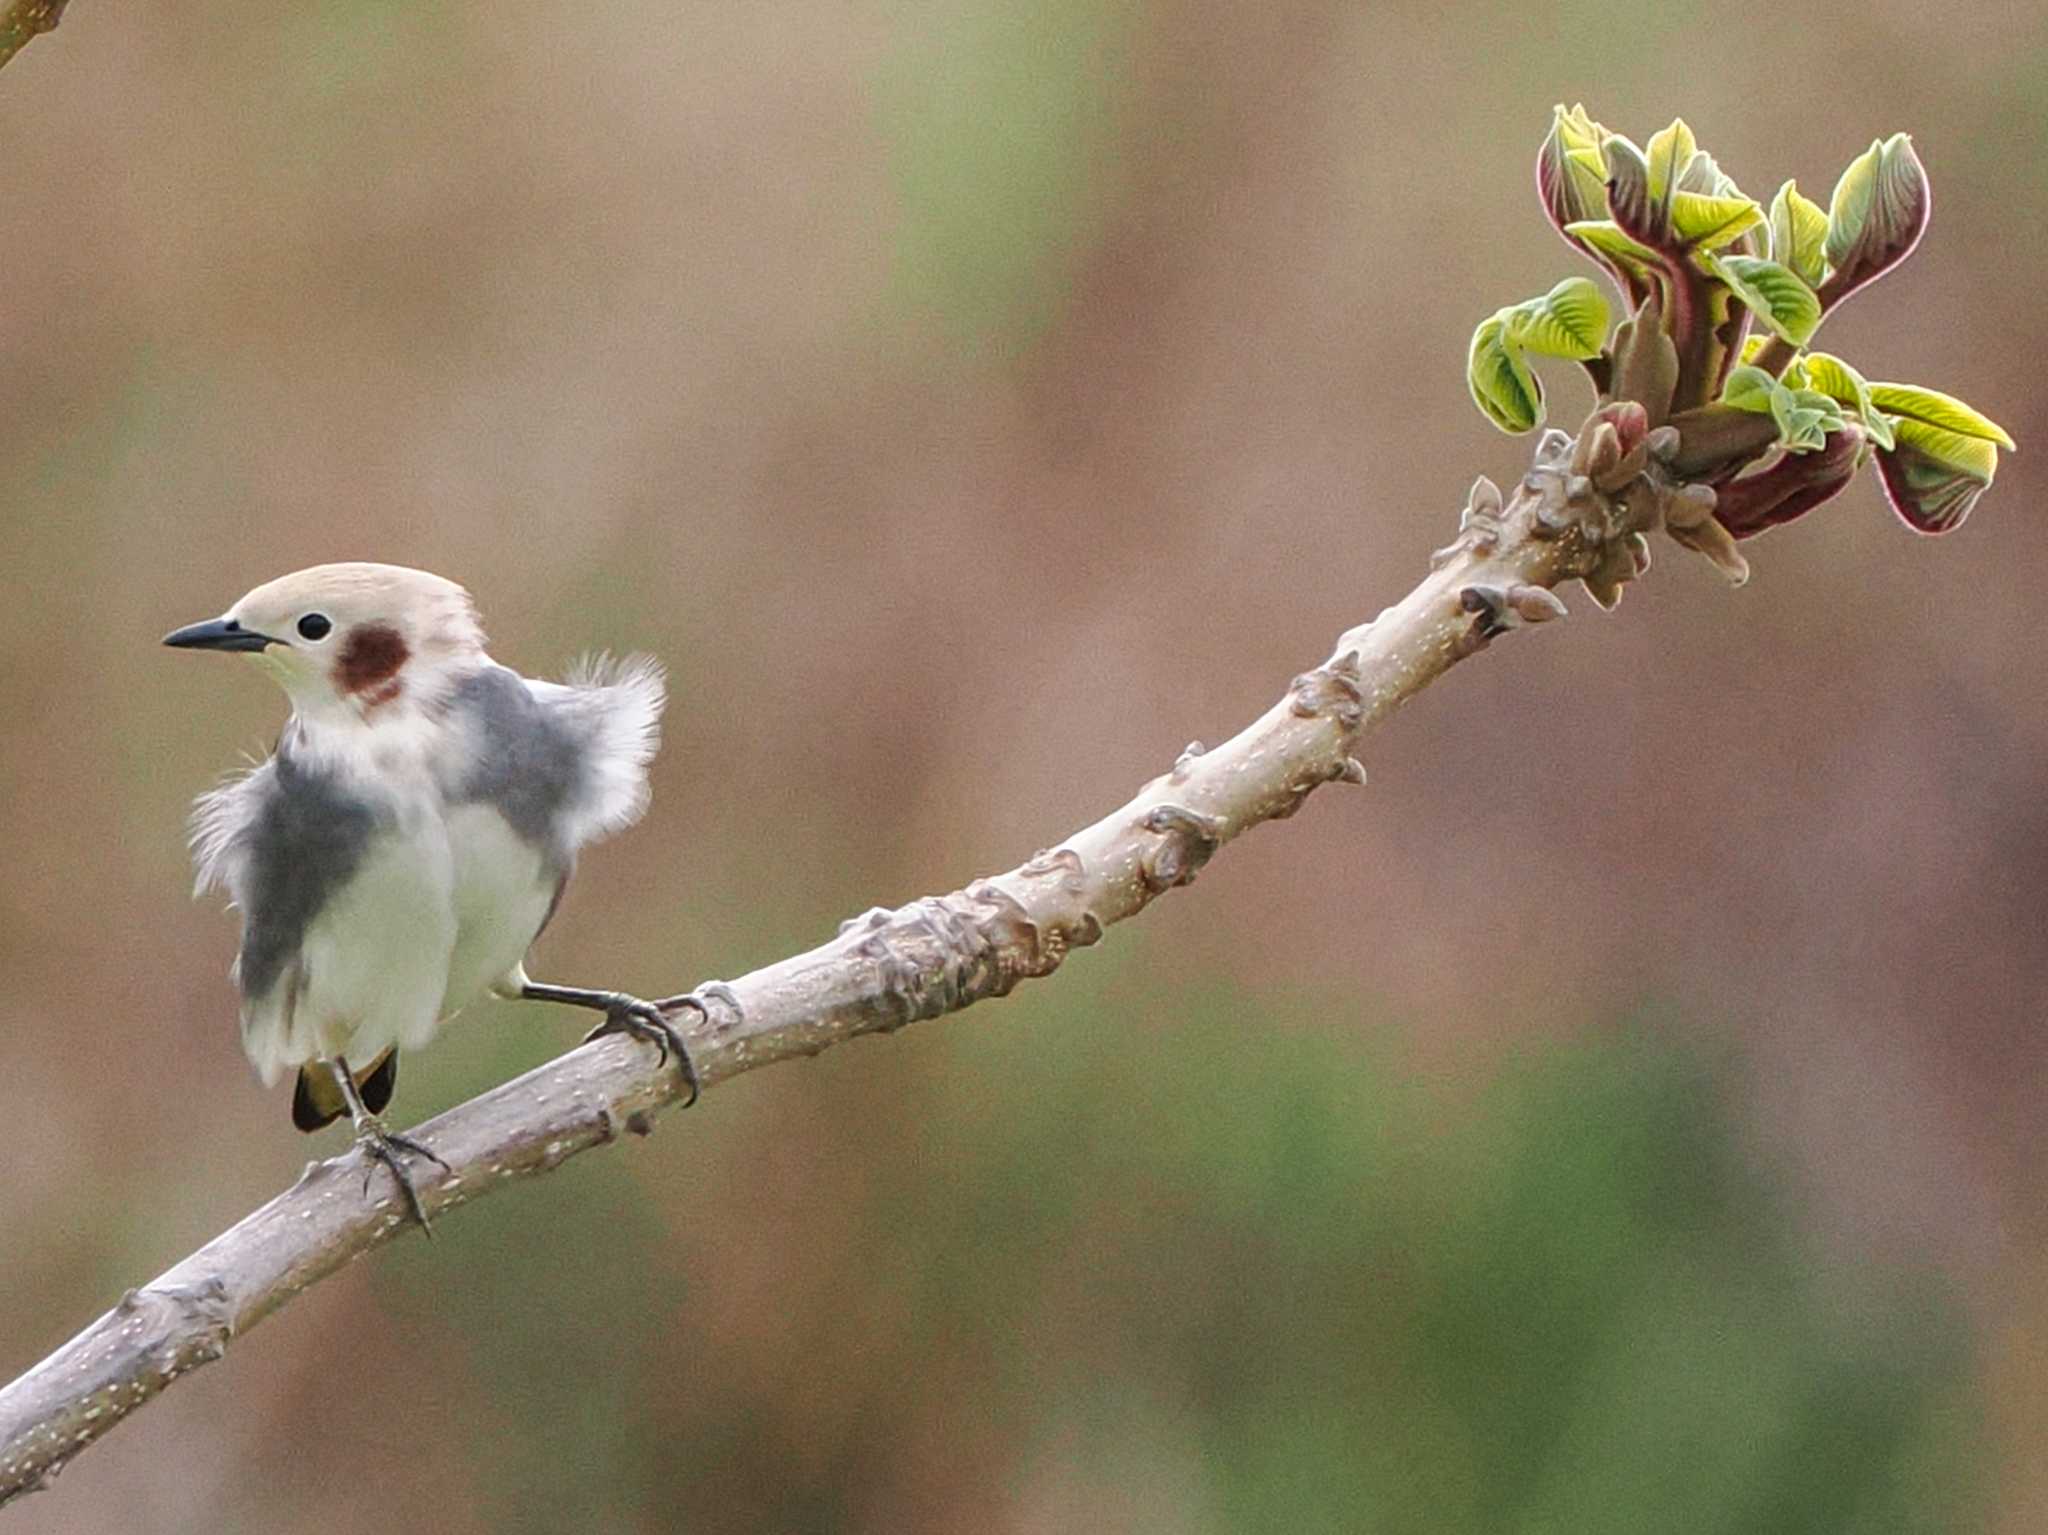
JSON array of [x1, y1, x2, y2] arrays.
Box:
[[520, 983, 702, 1107], [329, 1055, 448, 1233]]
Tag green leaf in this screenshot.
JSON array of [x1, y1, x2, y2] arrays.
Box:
[[1563, 220, 1659, 271], [1645, 118, 1698, 201], [1823, 134, 1930, 304], [1768, 180, 1828, 288], [1719, 365, 1777, 413], [1866, 382, 2016, 450], [1506, 277, 1611, 360], [1467, 312, 1542, 434], [1800, 351, 1894, 450], [1770, 384, 1845, 454], [1707, 255, 1822, 346], [1670, 192, 1765, 250]]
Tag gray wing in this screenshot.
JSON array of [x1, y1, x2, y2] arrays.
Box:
[[191, 738, 380, 1033], [448, 657, 664, 860]]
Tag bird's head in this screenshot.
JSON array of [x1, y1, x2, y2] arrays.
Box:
[[165, 562, 487, 721]]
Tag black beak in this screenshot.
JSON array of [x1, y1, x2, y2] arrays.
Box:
[[163, 617, 276, 653]]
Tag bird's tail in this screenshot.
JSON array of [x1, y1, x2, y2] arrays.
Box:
[[291, 1049, 398, 1132]]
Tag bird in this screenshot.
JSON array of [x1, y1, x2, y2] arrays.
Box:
[[166, 562, 699, 1226]]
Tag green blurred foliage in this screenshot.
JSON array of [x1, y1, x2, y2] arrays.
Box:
[[370, 985, 1978, 1534], [879, 0, 1134, 348]]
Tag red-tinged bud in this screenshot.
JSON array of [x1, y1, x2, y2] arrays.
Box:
[[1820, 135, 1931, 314], [1711, 430, 1860, 539], [1537, 104, 1610, 241], [1874, 438, 1992, 534]]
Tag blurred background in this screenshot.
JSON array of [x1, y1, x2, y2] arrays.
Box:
[[1, 0, 2042, 1528]]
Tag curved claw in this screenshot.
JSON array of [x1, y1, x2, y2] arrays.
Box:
[[355, 1122, 444, 1233], [653, 980, 742, 1021], [584, 994, 702, 1108]]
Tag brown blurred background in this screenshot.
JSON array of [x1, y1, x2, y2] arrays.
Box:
[[2, 0, 2044, 1529]]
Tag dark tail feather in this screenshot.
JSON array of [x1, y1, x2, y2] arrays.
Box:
[[291, 1050, 399, 1133], [360, 1049, 398, 1114]]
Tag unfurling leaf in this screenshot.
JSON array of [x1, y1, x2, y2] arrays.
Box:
[[1670, 192, 1764, 250], [1768, 180, 1829, 288], [1799, 352, 1894, 450], [1506, 278, 1611, 360], [1719, 365, 1777, 414], [1644, 118, 1699, 202], [1859, 384, 2012, 533], [1866, 382, 2016, 450], [1865, 382, 2011, 532], [1823, 134, 1930, 307], [1768, 384, 1846, 454], [1466, 279, 1617, 434], [1538, 103, 1612, 236], [1874, 438, 1997, 533], [1707, 254, 1822, 346], [1678, 147, 1741, 199], [1602, 134, 1663, 248], [1561, 220, 1657, 302], [1467, 313, 1543, 433]]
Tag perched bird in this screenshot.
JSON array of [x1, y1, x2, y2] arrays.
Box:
[[166, 562, 696, 1224]]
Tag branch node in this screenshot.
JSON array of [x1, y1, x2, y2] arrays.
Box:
[[855, 927, 924, 1028], [1171, 741, 1207, 781], [1434, 477, 1507, 567], [1458, 583, 1511, 643], [837, 906, 893, 938], [1288, 664, 1365, 730], [966, 880, 1073, 982], [1019, 846, 1086, 891], [1139, 804, 1222, 891]]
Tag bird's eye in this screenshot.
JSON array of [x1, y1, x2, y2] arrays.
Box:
[[296, 613, 333, 641]]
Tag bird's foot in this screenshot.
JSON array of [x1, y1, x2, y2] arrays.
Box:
[[581, 991, 702, 1107], [353, 1116, 449, 1233], [654, 980, 743, 1032]]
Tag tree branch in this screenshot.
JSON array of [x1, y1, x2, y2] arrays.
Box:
[[0, 421, 1667, 1505], [0, 0, 68, 73]]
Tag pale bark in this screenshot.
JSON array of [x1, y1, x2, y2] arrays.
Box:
[[0, 418, 1694, 1505]]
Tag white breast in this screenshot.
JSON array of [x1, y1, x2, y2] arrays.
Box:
[[440, 802, 561, 1017], [282, 813, 457, 1078]]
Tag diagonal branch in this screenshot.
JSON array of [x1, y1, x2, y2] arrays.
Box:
[[0, 421, 1663, 1506], [0, 0, 68, 72]]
